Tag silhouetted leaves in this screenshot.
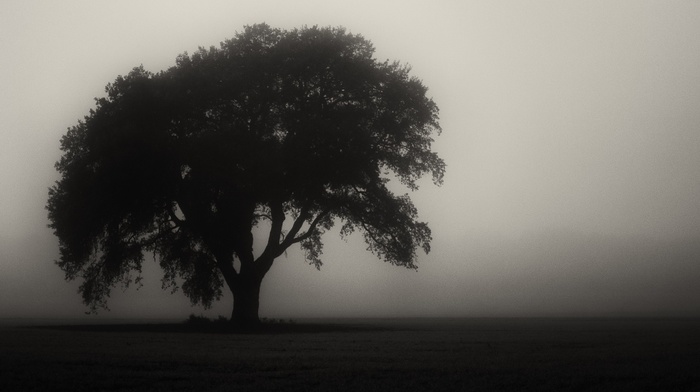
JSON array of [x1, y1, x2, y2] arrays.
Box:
[[47, 24, 444, 322]]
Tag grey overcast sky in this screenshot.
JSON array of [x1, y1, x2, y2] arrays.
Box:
[[2, 0, 700, 320]]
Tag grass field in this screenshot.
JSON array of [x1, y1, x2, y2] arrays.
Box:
[[1, 318, 699, 391]]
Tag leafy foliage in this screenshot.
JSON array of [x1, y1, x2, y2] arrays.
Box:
[[47, 24, 444, 316]]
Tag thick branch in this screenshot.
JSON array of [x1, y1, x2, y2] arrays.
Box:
[[233, 235, 255, 268], [283, 207, 311, 245], [260, 200, 285, 261], [255, 205, 316, 275], [214, 252, 239, 291], [256, 208, 331, 275], [278, 209, 331, 254]]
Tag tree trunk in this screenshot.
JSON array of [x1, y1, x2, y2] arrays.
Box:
[[231, 273, 263, 328]]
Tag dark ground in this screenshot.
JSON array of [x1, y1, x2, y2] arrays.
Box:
[[1, 318, 699, 391]]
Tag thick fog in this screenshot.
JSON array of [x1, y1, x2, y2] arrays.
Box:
[[1, 1, 699, 320]]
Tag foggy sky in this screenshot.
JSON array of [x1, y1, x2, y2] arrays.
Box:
[[2, 0, 700, 320]]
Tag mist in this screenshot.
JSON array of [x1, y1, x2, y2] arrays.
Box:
[[2, 1, 700, 321]]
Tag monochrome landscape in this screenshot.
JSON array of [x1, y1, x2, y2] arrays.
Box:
[[2, 1, 700, 390]]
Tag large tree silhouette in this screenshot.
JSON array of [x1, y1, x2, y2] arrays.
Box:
[[47, 24, 444, 326]]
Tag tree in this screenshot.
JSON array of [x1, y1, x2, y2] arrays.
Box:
[[47, 24, 444, 327]]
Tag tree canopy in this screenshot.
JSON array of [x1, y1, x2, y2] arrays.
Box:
[[47, 24, 444, 325]]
